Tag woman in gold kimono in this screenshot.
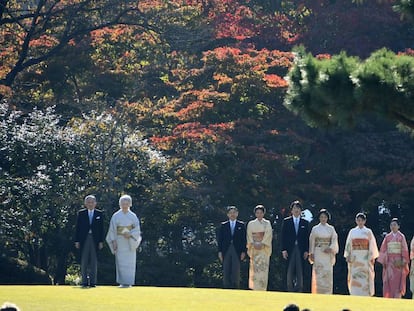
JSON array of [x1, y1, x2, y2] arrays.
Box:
[[308, 209, 339, 294], [246, 205, 273, 290]]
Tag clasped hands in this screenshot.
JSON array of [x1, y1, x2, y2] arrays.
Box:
[[253, 241, 263, 250], [346, 256, 375, 265], [122, 231, 131, 239], [282, 250, 309, 260], [323, 247, 334, 254], [218, 252, 246, 263], [74, 241, 103, 250], [308, 248, 331, 263]]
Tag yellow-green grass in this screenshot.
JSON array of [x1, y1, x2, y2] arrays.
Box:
[[0, 286, 412, 311]]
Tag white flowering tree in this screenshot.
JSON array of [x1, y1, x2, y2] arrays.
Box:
[[0, 101, 82, 282], [0, 102, 167, 284]]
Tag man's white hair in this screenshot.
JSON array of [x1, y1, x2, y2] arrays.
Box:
[[84, 194, 96, 202]]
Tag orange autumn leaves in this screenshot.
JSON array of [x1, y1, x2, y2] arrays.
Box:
[[204, 47, 292, 90], [150, 46, 293, 151]]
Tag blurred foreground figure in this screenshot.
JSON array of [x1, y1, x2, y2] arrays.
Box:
[[1, 302, 20, 311]]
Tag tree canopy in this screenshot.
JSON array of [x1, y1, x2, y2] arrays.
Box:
[[0, 0, 148, 88], [1, 0, 414, 292], [284, 47, 414, 131]]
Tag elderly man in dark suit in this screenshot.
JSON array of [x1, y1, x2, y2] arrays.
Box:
[[74, 195, 104, 288], [217, 206, 247, 289], [281, 200, 310, 292]]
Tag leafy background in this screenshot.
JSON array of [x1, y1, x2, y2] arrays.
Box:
[[1, 0, 414, 296]]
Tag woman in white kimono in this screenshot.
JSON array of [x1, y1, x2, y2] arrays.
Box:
[[344, 212, 379, 296], [309, 209, 339, 294], [106, 195, 142, 288], [246, 205, 273, 290]]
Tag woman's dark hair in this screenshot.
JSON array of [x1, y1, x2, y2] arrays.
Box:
[[318, 208, 331, 220], [254, 204, 265, 214], [390, 217, 400, 226], [355, 212, 366, 220]]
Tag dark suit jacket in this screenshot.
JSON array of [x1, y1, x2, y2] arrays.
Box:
[[74, 208, 104, 252], [281, 216, 310, 257], [217, 220, 247, 257]]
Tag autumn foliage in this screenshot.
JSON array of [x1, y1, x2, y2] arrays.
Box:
[[1, 0, 414, 291]]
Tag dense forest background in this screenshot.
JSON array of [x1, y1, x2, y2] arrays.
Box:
[[1, 0, 414, 296]]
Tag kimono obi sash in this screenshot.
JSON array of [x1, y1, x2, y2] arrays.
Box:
[[315, 237, 331, 248], [387, 241, 402, 254], [117, 225, 133, 235], [352, 238, 369, 250], [252, 232, 264, 242]]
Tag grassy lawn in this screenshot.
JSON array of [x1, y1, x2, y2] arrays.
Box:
[[0, 286, 413, 311]]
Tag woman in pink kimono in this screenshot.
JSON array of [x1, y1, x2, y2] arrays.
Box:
[[377, 218, 409, 298], [246, 205, 273, 290], [410, 236, 414, 298], [309, 209, 339, 294], [344, 212, 379, 296]]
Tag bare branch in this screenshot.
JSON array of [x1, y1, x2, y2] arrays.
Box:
[[1, 1, 149, 87], [391, 110, 414, 130]]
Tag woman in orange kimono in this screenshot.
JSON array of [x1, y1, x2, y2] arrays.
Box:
[[377, 218, 409, 298], [344, 212, 379, 296], [246, 205, 273, 290]]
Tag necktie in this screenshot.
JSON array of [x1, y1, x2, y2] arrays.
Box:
[[294, 218, 299, 234], [89, 210, 93, 224], [231, 221, 235, 235]]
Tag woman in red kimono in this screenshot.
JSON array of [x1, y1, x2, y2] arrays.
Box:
[[377, 218, 409, 298]]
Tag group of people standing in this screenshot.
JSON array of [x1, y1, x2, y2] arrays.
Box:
[[217, 201, 414, 298], [74, 193, 413, 298], [74, 194, 142, 288]]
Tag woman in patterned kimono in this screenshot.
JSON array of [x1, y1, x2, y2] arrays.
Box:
[[106, 195, 142, 288], [410, 236, 414, 299], [308, 209, 339, 294], [377, 218, 409, 298], [246, 205, 273, 290], [344, 212, 379, 296]]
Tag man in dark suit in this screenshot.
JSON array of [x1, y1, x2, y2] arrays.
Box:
[[217, 206, 247, 289], [281, 200, 310, 292], [74, 195, 104, 288]]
